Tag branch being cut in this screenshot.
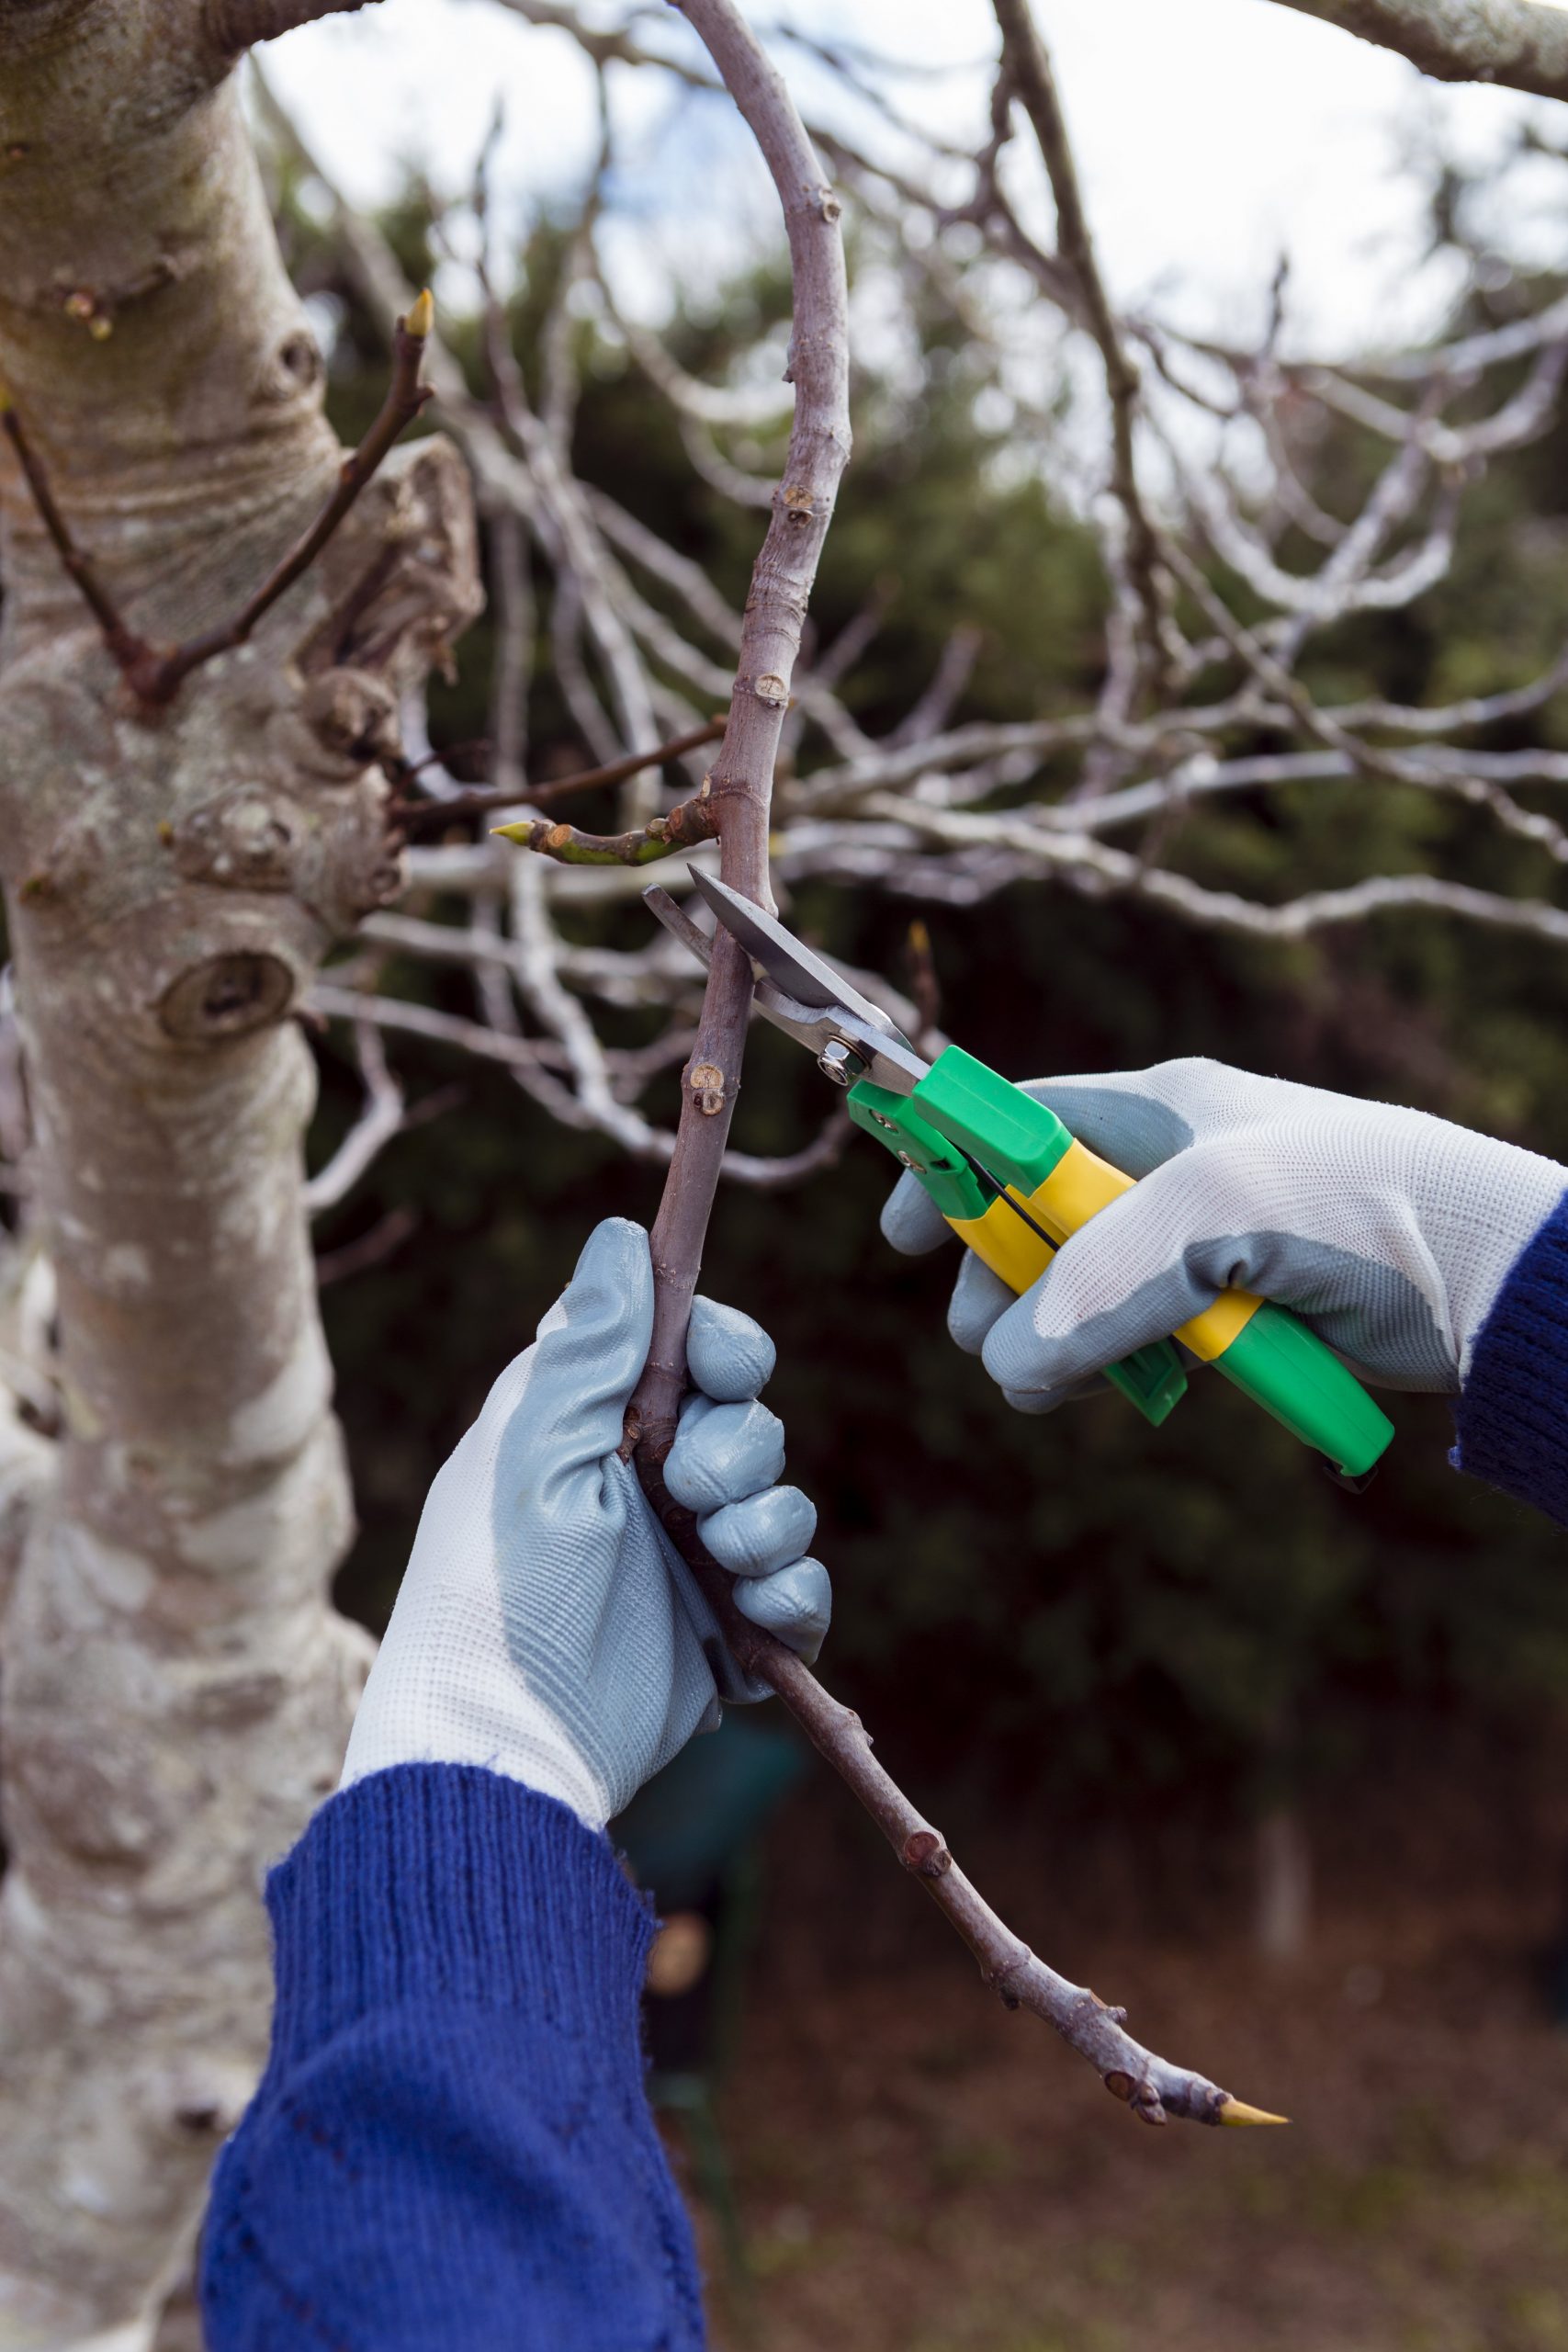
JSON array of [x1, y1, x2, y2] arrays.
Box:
[[573, 0, 1276, 2132], [1259, 0, 1568, 98]]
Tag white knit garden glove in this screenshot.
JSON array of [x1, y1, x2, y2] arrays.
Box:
[[882, 1057, 1566, 1412], [342, 1218, 829, 1832]]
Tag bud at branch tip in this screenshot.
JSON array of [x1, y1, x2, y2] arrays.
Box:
[[1216, 2096, 1289, 2127], [405, 289, 434, 341]]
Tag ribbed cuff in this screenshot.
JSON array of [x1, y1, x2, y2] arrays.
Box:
[[1452, 1186, 1568, 1526], [265, 1764, 655, 2076]]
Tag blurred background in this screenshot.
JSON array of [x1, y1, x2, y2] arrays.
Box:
[[271, 4, 1568, 2344]]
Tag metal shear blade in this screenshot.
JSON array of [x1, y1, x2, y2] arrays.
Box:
[[642, 872, 930, 1097]]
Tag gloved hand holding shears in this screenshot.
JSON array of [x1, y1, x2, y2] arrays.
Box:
[[649, 871, 1568, 1484], [883, 1057, 1567, 1417]]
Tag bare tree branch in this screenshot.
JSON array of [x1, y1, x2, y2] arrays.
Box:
[[208, 0, 383, 51], [991, 0, 1171, 681], [390, 717, 728, 836], [1258, 0, 1568, 98]]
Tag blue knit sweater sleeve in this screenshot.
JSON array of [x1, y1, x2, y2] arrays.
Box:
[[1452, 1186, 1568, 1526], [199, 1763, 705, 2352]]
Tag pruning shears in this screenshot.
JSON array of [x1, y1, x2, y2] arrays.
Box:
[[647, 870, 1394, 1485]]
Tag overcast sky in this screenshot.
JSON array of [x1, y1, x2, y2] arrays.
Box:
[[265, 1, 1568, 356]]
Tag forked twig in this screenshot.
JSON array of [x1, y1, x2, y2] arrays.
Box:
[[1, 295, 435, 708]]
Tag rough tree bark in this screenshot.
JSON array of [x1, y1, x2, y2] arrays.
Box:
[[1260, 0, 1568, 97], [0, 5, 479, 2344]]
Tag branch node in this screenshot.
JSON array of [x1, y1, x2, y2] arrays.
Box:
[[688, 1061, 728, 1116], [900, 1828, 953, 1879]]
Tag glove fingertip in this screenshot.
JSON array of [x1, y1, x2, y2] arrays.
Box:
[[880, 1170, 953, 1257], [733, 1556, 831, 1662], [536, 1217, 653, 1353], [947, 1250, 1015, 1357], [688, 1295, 775, 1403]]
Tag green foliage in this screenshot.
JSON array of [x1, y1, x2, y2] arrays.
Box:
[[308, 196, 1568, 1819]]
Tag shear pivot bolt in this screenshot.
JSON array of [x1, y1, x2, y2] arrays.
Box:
[[897, 1150, 925, 1172], [818, 1039, 866, 1087]]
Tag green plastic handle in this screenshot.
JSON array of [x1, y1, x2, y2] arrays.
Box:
[[886, 1047, 1396, 1484], [1211, 1301, 1393, 1481], [846, 1080, 1188, 1429]]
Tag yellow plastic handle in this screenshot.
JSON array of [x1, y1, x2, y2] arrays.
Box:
[[945, 1193, 1055, 1295], [1010, 1139, 1262, 1363]]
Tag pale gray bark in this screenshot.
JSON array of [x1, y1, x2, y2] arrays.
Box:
[[0, 5, 479, 2343], [1259, 0, 1568, 96]]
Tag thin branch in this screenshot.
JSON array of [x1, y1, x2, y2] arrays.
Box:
[[0, 390, 152, 676], [990, 0, 1170, 684], [135, 297, 434, 704], [2, 298, 434, 707], [209, 0, 383, 51], [888, 623, 984, 749], [315, 1204, 419, 1288], [494, 786, 721, 867], [390, 717, 728, 836], [667, 1548, 1277, 2126], [852, 791, 1568, 947], [1258, 0, 1568, 99], [304, 1022, 406, 1215]]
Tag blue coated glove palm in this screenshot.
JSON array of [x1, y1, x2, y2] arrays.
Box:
[[342, 1219, 829, 1830], [883, 1057, 1566, 1413]]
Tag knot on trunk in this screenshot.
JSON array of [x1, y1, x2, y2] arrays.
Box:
[[158, 950, 294, 1044], [169, 788, 297, 894], [300, 666, 400, 773]]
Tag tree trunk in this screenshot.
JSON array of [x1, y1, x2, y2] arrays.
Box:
[[0, 6, 479, 2342]]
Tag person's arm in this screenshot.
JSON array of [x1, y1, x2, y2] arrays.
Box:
[[882, 1056, 1568, 1523], [200, 1218, 829, 2352], [1450, 1190, 1568, 1522]]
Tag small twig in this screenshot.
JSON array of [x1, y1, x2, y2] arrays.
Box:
[[390, 716, 728, 836], [493, 786, 722, 868], [990, 0, 1172, 690], [314, 1204, 419, 1288], [136, 295, 434, 703], [903, 916, 942, 1043], [2, 296, 435, 708], [0, 390, 152, 676]]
